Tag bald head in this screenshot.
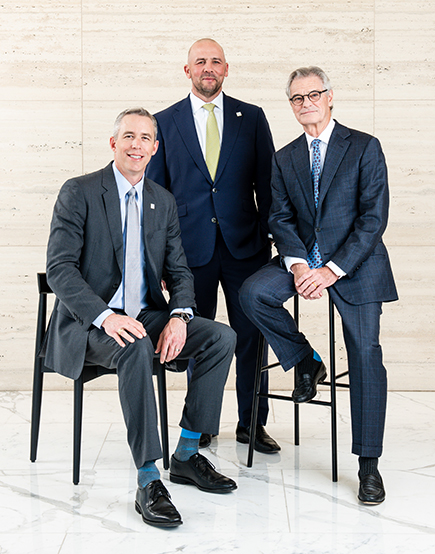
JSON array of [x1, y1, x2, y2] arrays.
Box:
[[184, 38, 229, 102], [187, 38, 226, 64]]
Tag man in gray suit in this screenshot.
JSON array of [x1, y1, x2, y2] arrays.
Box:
[[45, 108, 237, 528], [240, 67, 397, 504]]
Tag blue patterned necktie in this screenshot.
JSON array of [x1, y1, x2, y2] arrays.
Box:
[[307, 138, 323, 269]]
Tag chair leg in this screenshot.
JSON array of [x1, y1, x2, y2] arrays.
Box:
[[329, 295, 338, 482], [156, 365, 169, 470], [31, 292, 47, 463], [247, 333, 266, 467], [293, 295, 300, 446], [73, 377, 84, 485], [30, 359, 44, 463]]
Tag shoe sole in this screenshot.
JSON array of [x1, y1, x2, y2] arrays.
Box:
[[135, 501, 183, 528], [357, 495, 385, 505], [169, 473, 237, 494], [236, 436, 280, 454]]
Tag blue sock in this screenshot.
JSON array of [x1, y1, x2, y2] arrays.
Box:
[[313, 349, 322, 362], [137, 460, 160, 489], [173, 428, 201, 462]]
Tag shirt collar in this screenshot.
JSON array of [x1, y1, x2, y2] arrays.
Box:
[[112, 162, 144, 200], [305, 118, 336, 149], [189, 90, 224, 115]]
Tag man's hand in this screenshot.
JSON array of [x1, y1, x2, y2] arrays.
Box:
[[291, 263, 338, 300], [155, 317, 187, 363], [102, 313, 146, 347]]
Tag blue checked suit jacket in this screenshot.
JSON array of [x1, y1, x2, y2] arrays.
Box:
[[269, 120, 398, 305]]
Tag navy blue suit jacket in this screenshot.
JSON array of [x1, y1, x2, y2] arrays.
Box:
[[147, 93, 274, 267], [269, 120, 398, 306]]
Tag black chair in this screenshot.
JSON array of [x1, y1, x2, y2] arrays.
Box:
[[247, 293, 349, 482], [30, 273, 173, 485]]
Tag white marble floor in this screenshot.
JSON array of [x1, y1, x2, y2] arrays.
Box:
[[1, 387, 435, 554]]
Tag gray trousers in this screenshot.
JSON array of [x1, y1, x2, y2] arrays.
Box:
[[85, 308, 236, 468]]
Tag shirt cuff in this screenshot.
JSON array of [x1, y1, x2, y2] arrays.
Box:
[[170, 308, 194, 320], [326, 261, 346, 278], [93, 309, 114, 329], [283, 256, 309, 273]]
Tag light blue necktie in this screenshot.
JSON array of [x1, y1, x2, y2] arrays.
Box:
[[307, 139, 323, 269], [124, 187, 141, 318]]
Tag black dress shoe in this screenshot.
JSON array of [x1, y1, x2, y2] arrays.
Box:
[[236, 424, 281, 454], [199, 433, 217, 449], [170, 453, 237, 493], [135, 479, 182, 528], [358, 472, 386, 505], [292, 352, 327, 403]]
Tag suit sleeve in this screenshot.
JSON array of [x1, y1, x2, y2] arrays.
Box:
[[268, 153, 309, 259], [46, 180, 110, 329], [146, 121, 170, 189], [329, 137, 390, 277], [162, 194, 197, 313], [254, 108, 274, 237]]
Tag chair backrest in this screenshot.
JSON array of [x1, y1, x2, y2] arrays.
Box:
[[35, 272, 188, 378]]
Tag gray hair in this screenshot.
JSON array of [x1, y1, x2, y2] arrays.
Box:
[[285, 66, 332, 99], [113, 107, 158, 140]]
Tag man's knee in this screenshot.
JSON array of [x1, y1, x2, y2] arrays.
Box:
[[117, 333, 155, 369], [239, 272, 263, 315], [210, 321, 237, 352]]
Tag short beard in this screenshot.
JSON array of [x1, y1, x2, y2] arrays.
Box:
[[194, 78, 221, 99]]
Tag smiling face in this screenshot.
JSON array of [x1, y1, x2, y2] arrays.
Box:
[[289, 75, 333, 137], [110, 114, 159, 185], [184, 39, 229, 102]]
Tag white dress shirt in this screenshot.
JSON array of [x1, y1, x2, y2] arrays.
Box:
[[189, 91, 224, 159]]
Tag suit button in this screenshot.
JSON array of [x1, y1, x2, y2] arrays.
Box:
[[211, 217, 218, 224], [212, 188, 217, 193], [315, 227, 321, 232]]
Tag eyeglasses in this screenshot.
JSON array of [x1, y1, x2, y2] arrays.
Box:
[[289, 89, 328, 106]]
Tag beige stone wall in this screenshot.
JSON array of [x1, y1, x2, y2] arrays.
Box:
[[1, 1, 433, 391]]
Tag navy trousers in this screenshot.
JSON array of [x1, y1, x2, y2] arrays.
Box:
[[239, 257, 387, 458], [188, 229, 270, 428]]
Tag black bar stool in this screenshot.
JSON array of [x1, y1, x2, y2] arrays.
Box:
[[247, 292, 349, 482]]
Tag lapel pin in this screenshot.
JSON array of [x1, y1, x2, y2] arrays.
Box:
[[150, 203, 155, 210], [236, 112, 242, 117]]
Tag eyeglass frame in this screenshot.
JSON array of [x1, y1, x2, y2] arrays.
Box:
[[289, 89, 329, 106]]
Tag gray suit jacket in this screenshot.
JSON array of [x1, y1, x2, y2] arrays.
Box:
[[269, 120, 398, 305], [44, 162, 196, 379]]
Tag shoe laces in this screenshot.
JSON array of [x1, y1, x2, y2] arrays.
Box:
[[192, 452, 216, 472], [150, 479, 171, 499]]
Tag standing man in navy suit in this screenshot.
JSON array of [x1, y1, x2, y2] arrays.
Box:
[[240, 66, 398, 504], [147, 38, 280, 453]]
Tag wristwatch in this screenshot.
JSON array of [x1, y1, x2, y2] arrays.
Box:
[[170, 312, 191, 324]]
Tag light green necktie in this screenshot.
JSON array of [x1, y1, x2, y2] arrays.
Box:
[[203, 103, 220, 181]]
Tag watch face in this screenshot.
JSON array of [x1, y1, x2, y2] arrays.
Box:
[[172, 313, 190, 323]]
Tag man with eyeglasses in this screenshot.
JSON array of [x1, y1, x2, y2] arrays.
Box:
[[240, 66, 397, 505]]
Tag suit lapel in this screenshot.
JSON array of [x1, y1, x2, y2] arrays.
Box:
[[290, 135, 316, 219], [172, 96, 212, 184], [318, 122, 350, 208], [214, 94, 243, 183], [101, 164, 123, 273], [141, 180, 161, 294]]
